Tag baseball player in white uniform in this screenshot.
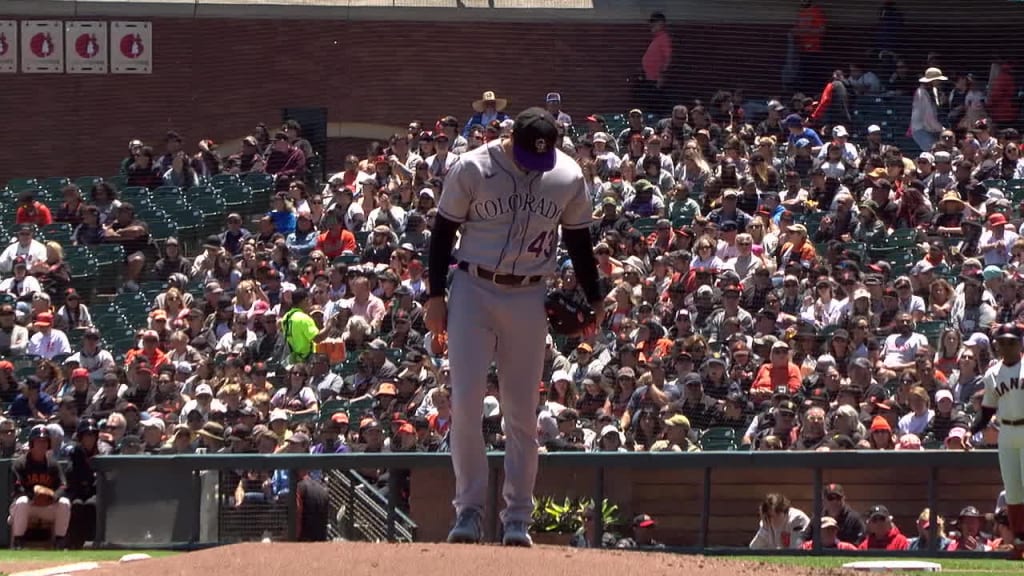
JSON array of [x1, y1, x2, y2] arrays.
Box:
[[426, 107, 603, 547], [974, 323, 1024, 559]]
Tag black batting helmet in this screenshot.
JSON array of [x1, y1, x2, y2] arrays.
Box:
[[76, 418, 100, 437], [28, 425, 51, 446], [994, 323, 1023, 341]]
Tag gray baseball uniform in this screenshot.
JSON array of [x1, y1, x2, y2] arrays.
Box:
[[438, 136, 592, 526]]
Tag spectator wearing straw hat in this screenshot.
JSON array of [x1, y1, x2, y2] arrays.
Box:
[[463, 91, 509, 137], [911, 67, 947, 152]]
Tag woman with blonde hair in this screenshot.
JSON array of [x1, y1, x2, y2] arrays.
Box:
[[233, 280, 267, 317], [342, 316, 373, 352], [157, 286, 188, 321], [829, 404, 868, 446], [675, 142, 711, 195]]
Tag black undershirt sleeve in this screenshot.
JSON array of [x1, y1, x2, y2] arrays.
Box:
[[428, 214, 461, 299], [563, 227, 602, 304], [971, 406, 996, 436]]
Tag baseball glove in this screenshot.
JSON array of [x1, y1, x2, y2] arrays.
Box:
[[545, 291, 596, 335]]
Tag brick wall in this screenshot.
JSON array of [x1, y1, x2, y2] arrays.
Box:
[[0, 13, 1009, 181]]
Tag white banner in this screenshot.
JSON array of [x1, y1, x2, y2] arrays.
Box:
[[0, 21, 16, 73], [110, 21, 151, 74], [21, 20, 63, 73], [65, 21, 107, 74]]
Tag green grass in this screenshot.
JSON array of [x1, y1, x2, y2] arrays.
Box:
[[748, 555, 1016, 575], [0, 549, 179, 563]]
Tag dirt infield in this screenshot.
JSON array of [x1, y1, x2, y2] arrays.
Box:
[[20, 542, 842, 576]]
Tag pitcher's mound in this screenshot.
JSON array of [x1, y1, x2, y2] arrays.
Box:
[[77, 542, 838, 576]]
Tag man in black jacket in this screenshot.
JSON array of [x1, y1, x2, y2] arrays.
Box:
[[9, 425, 71, 549], [803, 483, 866, 545]]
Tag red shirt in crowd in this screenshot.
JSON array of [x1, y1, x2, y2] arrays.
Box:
[[16, 202, 53, 227], [858, 526, 910, 551], [316, 228, 357, 259], [642, 29, 672, 82], [751, 363, 802, 396], [124, 346, 169, 371], [794, 3, 826, 53]]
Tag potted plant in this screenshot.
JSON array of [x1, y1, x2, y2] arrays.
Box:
[[530, 496, 620, 546]]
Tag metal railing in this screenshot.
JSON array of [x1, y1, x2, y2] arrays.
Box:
[[82, 450, 1000, 557], [326, 469, 417, 542]]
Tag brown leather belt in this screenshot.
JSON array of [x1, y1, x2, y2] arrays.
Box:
[[458, 261, 544, 286]]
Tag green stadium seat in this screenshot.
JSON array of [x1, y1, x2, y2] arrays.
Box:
[[346, 397, 375, 421], [7, 178, 38, 192], [331, 356, 360, 376], [633, 217, 657, 235], [209, 174, 239, 189], [290, 412, 317, 426], [105, 175, 127, 190], [74, 176, 104, 191], [319, 398, 350, 422], [64, 245, 98, 297], [354, 230, 371, 249], [220, 184, 253, 212], [699, 438, 736, 451], [332, 254, 361, 266], [147, 219, 179, 244], [119, 187, 152, 208], [40, 177, 69, 193], [185, 185, 215, 201], [701, 427, 737, 442], [91, 243, 125, 266], [243, 172, 274, 192], [152, 186, 182, 197]]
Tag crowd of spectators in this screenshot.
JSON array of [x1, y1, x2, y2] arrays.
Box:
[[1, 55, 1022, 547], [747, 488, 1017, 553]]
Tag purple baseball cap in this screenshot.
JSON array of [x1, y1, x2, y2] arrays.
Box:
[[512, 107, 559, 172]]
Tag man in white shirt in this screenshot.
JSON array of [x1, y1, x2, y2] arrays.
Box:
[[978, 212, 1017, 267], [26, 313, 71, 360], [344, 274, 385, 330], [425, 133, 460, 183], [881, 313, 929, 371], [817, 125, 860, 165], [545, 92, 573, 126], [0, 225, 48, 274], [848, 62, 883, 95]]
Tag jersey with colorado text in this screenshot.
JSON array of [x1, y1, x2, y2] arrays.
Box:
[[437, 139, 593, 277]]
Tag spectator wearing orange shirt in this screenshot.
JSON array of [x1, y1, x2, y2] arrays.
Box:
[[124, 330, 169, 372], [750, 340, 802, 402], [777, 224, 817, 269], [316, 213, 357, 260], [15, 190, 53, 228]]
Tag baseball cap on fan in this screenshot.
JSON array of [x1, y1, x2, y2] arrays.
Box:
[[512, 107, 559, 172]]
